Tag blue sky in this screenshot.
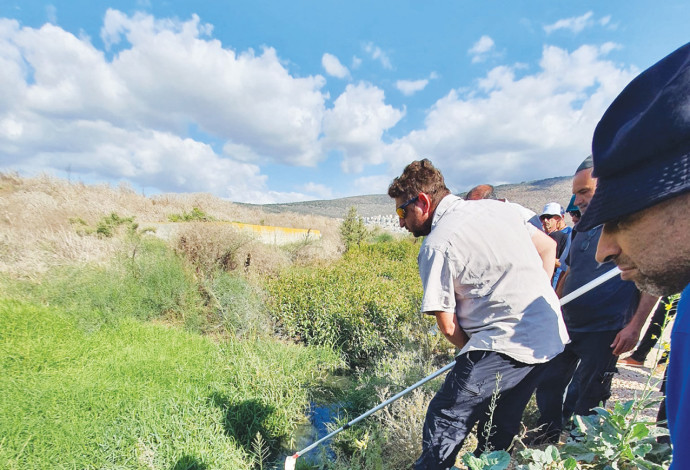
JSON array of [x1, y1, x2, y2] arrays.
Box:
[[1, 1, 689, 203]]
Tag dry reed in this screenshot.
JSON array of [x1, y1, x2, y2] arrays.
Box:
[[0, 172, 342, 278]]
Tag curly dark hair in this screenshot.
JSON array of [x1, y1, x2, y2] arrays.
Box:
[[388, 159, 451, 206]]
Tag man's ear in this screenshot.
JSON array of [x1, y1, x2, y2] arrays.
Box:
[[418, 193, 432, 215]]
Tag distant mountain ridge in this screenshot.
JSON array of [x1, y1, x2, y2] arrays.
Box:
[[251, 176, 574, 219]]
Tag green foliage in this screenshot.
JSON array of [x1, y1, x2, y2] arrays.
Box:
[[168, 207, 216, 222], [70, 212, 138, 238], [266, 239, 423, 367], [517, 446, 579, 469], [0, 299, 341, 469], [372, 232, 395, 243], [324, 424, 387, 470], [562, 400, 671, 469], [340, 206, 368, 251], [462, 450, 511, 470], [97, 212, 137, 237], [16, 237, 205, 331], [203, 272, 271, 337], [251, 432, 271, 470]]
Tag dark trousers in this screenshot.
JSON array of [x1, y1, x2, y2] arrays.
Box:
[[630, 296, 677, 363], [415, 350, 545, 470], [534, 330, 619, 439]]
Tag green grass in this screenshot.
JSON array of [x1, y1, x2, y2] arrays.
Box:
[[204, 272, 270, 337], [13, 238, 205, 332], [0, 299, 341, 469]]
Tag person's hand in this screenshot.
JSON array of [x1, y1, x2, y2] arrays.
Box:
[[610, 323, 642, 356]]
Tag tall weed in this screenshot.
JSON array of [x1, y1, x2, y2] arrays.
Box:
[[203, 272, 271, 337], [266, 239, 424, 367], [14, 237, 204, 331]]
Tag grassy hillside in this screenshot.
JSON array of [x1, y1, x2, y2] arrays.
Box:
[[0, 172, 348, 469], [0, 172, 342, 279]]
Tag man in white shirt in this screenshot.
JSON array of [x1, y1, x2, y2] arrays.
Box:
[[388, 159, 568, 470]]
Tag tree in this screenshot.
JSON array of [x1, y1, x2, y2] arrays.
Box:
[[340, 206, 367, 251]]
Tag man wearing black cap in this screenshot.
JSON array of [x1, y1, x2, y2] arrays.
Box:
[[578, 42, 690, 469]]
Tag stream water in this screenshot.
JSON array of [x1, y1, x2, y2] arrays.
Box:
[[273, 401, 343, 469]]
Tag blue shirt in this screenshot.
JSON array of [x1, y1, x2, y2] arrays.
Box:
[[561, 226, 640, 332], [552, 226, 573, 289], [668, 285, 690, 469]]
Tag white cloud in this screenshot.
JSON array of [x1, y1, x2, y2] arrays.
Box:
[[0, 9, 642, 204], [396, 72, 438, 95], [469, 35, 494, 55], [351, 55, 362, 69], [321, 52, 349, 78], [353, 174, 394, 196], [299, 182, 333, 199], [100, 10, 326, 166], [544, 11, 599, 34], [0, 11, 338, 202], [468, 35, 497, 64], [396, 78, 429, 96], [363, 42, 392, 69], [322, 82, 405, 173], [380, 44, 638, 192], [1, 117, 274, 200]]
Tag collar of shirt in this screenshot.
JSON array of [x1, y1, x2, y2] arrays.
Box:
[[431, 194, 463, 230]]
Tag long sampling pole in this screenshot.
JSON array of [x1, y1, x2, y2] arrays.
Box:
[[285, 267, 622, 470]]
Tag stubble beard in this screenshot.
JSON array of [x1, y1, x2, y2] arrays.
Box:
[[630, 262, 690, 297], [411, 218, 433, 238]]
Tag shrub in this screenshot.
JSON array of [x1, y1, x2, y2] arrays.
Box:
[[175, 222, 252, 277], [266, 239, 424, 367], [561, 400, 671, 469], [168, 207, 216, 222], [340, 206, 368, 252], [69, 212, 137, 238], [203, 272, 272, 337], [17, 237, 204, 331]]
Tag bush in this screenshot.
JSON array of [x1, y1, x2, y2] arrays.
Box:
[[17, 237, 204, 331], [175, 222, 252, 276], [69, 212, 137, 238], [340, 206, 368, 252], [203, 272, 272, 337], [266, 239, 424, 367], [168, 207, 216, 222]]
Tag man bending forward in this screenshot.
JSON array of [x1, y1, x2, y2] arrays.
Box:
[[388, 159, 569, 469]]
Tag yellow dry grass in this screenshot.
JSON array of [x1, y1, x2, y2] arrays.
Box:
[[0, 172, 342, 278]]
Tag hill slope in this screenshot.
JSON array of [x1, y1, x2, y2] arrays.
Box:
[[254, 176, 573, 219]]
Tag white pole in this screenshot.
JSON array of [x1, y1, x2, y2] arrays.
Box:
[[286, 267, 622, 469], [559, 266, 621, 306]]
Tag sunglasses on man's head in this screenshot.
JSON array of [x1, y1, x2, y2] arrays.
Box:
[[396, 196, 419, 218]]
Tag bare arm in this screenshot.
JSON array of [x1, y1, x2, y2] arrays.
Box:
[[611, 293, 660, 356], [434, 311, 469, 349], [555, 268, 569, 298], [530, 229, 557, 280]]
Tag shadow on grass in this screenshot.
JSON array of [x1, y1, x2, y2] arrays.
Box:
[[172, 455, 208, 470], [210, 393, 281, 454]]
